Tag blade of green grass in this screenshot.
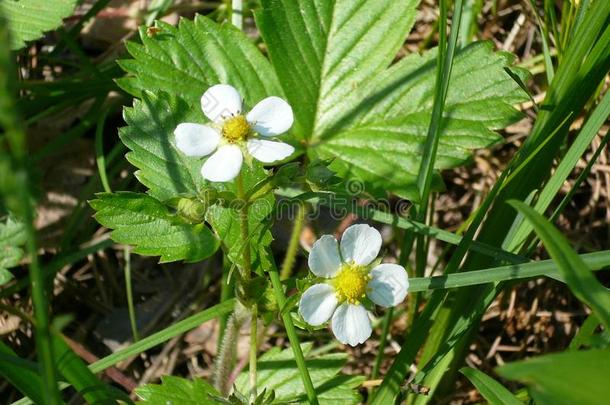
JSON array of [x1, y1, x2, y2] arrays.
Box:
[[548, 133, 609, 227], [460, 367, 522, 405], [124, 247, 139, 342], [408, 250, 610, 292], [372, 1, 464, 401], [527, 0, 555, 83], [0, 342, 45, 405], [267, 258, 319, 405], [0, 15, 61, 403], [568, 313, 600, 350], [400, 2, 610, 401], [95, 106, 112, 194], [508, 89, 610, 251], [509, 200, 610, 329], [90, 299, 235, 373], [51, 334, 129, 404]]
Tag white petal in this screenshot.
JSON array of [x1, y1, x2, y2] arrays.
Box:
[[340, 224, 382, 265], [367, 264, 409, 308], [201, 84, 243, 123], [246, 96, 294, 136], [174, 123, 220, 157], [308, 235, 342, 278], [298, 284, 338, 326], [331, 304, 372, 346], [200, 145, 243, 182], [247, 139, 295, 163]]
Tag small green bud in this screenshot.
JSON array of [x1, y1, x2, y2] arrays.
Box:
[[167, 195, 207, 223]]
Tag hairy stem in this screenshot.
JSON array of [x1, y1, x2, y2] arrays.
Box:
[[249, 304, 258, 403], [213, 302, 249, 395], [280, 202, 307, 280]]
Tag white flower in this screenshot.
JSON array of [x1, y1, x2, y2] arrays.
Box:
[[298, 224, 409, 346], [174, 84, 295, 182]]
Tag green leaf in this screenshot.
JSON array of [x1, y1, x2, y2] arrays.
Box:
[[136, 375, 222, 404], [509, 200, 610, 329], [120, 91, 207, 202], [91, 192, 219, 263], [460, 367, 522, 405], [255, 0, 418, 140], [0, 217, 26, 285], [234, 343, 364, 404], [315, 43, 528, 199], [497, 348, 610, 405], [117, 17, 283, 112], [0, 0, 77, 50]]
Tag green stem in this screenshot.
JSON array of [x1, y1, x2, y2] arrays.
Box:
[[124, 247, 139, 342], [280, 203, 307, 280], [17, 178, 61, 404], [371, 307, 393, 379], [249, 304, 258, 403], [236, 173, 252, 282], [268, 266, 319, 405], [235, 173, 257, 402]]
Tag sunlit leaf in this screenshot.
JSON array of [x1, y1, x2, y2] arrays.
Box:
[[460, 367, 522, 405], [0, 0, 77, 50], [136, 375, 222, 404]]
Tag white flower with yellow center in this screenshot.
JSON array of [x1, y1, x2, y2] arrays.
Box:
[[174, 84, 295, 182], [299, 224, 409, 346]]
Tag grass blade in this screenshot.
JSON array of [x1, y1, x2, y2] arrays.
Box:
[[0, 342, 45, 405], [90, 299, 235, 373], [408, 250, 610, 292], [0, 15, 61, 403], [268, 260, 319, 405], [460, 367, 522, 405], [509, 200, 610, 329], [508, 89, 610, 251]]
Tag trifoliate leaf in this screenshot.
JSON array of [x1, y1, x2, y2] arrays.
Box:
[[91, 192, 219, 263], [135, 375, 222, 404], [234, 343, 364, 404], [0, 0, 78, 50]]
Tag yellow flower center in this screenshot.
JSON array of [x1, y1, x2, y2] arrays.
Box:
[[333, 262, 370, 304], [222, 115, 250, 143]]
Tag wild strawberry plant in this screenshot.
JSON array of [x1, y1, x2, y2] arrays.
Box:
[[1, 0, 610, 404]]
